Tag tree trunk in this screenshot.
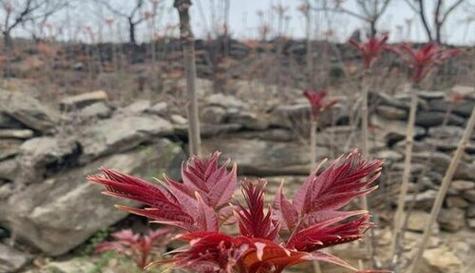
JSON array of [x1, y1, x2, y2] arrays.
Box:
[[3, 30, 12, 48], [128, 18, 137, 46], [174, 0, 202, 156]]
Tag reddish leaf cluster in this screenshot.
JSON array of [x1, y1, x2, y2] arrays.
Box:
[[89, 150, 384, 273], [350, 34, 389, 69], [303, 90, 338, 119], [398, 43, 460, 83], [96, 228, 171, 269]]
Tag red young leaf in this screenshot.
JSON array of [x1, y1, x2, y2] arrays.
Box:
[[293, 149, 382, 214], [96, 228, 171, 269], [349, 34, 389, 69], [236, 180, 280, 240], [272, 181, 298, 230]]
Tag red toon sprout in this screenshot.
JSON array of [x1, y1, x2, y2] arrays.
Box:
[[96, 228, 171, 269], [89, 150, 386, 273], [303, 90, 338, 119], [350, 34, 390, 69], [398, 43, 460, 83]]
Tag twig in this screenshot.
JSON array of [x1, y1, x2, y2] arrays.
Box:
[[390, 84, 416, 258]]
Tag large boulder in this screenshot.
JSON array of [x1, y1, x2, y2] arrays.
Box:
[[0, 91, 59, 133], [79, 114, 173, 163], [0, 139, 183, 256]]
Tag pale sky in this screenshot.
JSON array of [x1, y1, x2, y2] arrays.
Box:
[[5, 0, 475, 45]]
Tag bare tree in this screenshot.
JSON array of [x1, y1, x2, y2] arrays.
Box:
[[98, 0, 146, 45], [404, 0, 466, 43], [316, 0, 392, 37], [0, 0, 68, 47]]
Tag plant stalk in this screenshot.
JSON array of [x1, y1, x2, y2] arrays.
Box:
[[390, 84, 417, 258], [174, 0, 202, 156], [310, 118, 318, 167], [408, 105, 475, 273]]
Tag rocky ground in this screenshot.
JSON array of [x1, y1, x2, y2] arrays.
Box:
[[1, 80, 475, 273]]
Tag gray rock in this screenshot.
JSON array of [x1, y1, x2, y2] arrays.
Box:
[[0, 91, 59, 133], [429, 99, 475, 118], [147, 102, 168, 116], [170, 114, 187, 125], [451, 180, 475, 192], [375, 105, 407, 120], [463, 189, 475, 203], [429, 126, 464, 139], [0, 139, 22, 160], [16, 137, 80, 184], [404, 190, 437, 210], [227, 111, 269, 130], [0, 243, 31, 273], [78, 102, 112, 120], [201, 106, 227, 124], [0, 140, 183, 256], [369, 92, 410, 110], [60, 90, 108, 111], [371, 115, 425, 145], [421, 247, 462, 273], [0, 129, 34, 139], [0, 113, 23, 129], [415, 111, 465, 128], [438, 208, 465, 232], [446, 196, 469, 208], [467, 204, 475, 218], [374, 150, 403, 162], [238, 129, 295, 142], [122, 100, 151, 114], [406, 211, 434, 232], [417, 90, 446, 100], [79, 115, 173, 163], [412, 152, 475, 180], [0, 159, 18, 182], [206, 94, 247, 110], [202, 137, 329, 176], [468, 219, 475, 229], [44, 259, 95, 273]]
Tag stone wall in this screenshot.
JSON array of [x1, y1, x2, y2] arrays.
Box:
[[1, 84, 475, 272]]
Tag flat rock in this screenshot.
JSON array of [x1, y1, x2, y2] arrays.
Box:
[[446, 196, 469, 208], [205, 93, 247, 110], [202, 137, 329, 176], [417, 90, 446, 100], [60, 90, 108, 111], [16, 136, 80, 184], [0, 159, 18, 182], [412, 152, 475, 180], [438, 208, 465, 232], [0, 140, 183, 256], [451, 180, 475, 192], [122, 100, 151, 114], [0, 113, 23, 129], [0, 139, 22, 160], [0, 129, 34, 139], [201, 106, 227, 124], [415, 111, 465, 128], [421, 247, 462, 273], [375, 105, 407, 120], [0, 91, 59, 133], [370, 115, 425, 145], [406, 211, 433, 232], [146, 102, 168, 116], [43, 259, 95, 273], [0, 243, 31, 273], [79, 114, 173, 163], [463, 189, 475, 203], [78, 102, 112, 120]]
